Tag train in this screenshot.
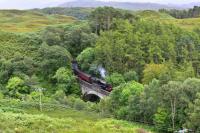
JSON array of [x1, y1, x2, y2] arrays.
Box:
[[72, 60, 112, 92]]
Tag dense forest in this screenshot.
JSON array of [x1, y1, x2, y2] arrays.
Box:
[[32, 7, 93, 20], [159, 6, 200, 19], [1, 6, 200, 132]]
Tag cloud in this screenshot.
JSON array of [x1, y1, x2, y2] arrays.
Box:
[[0, 0, 199, 9], [0, 0, 68, 9], [103, 0, 200, 4]]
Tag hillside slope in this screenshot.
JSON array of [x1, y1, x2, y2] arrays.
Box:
[[0, 10, 76, 32], [137, 10, 200, 31], [60, 0, 176, 10], [0, 100, 155, 133]]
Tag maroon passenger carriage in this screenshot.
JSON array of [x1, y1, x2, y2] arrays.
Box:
[[72, 60, 112, 92]]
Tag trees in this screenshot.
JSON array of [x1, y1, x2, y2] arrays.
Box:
[[38, 44, 71, 79], [182, 78, 200, 102], [186, 93, 200, 132], [6, 77, 30, 98], [95, 30, 128, 73], [159, 6, 200, 19], [89, 7, 137, 35], [76, 47, 96, 73], [53, 67, 80, 96], [140, 79, 161, 123], [142, 64, 169, 84], [124, 70, 139, 82], [153, 108, 170, 132], [103, 76, 200, 132], [90, 7, 122, 35], [63, 27, 97, 57], [37, 7, 91, 20], [42, 27, 64, 46], [108, 81, 144, 120], [93, 18, 200, 81], [159, 81, 183, 132], [105, 73, 125, 87], [41, 23, 97, 58]]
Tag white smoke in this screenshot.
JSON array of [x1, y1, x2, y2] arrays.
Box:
[[98, 65, 107, 78]]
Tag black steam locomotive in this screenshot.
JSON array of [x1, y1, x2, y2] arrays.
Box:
[[72, 61, 112, 92]]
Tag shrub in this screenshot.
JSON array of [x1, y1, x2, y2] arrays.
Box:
[[105, 73, 125, 87], [73, 98, 87, 110], [124, 70, 139, 82], [6, 77, 30, 98], [0, 91, 4, 99]]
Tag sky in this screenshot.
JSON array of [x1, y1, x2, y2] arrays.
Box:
[[0, 0, 199, 9]]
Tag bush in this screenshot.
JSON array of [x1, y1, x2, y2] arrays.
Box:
[[105, 73, 126, 87], [124, 70, 139, 82], [107, 81, 144, 120], [73, 98, 87, 110], [6, 77, 30, 98], [0, 91, 4, 99], [54, 67, 80, 96]]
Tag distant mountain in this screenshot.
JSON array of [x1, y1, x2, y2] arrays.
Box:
[[181, 2, 200, 8], [59, 0, 177, 10]]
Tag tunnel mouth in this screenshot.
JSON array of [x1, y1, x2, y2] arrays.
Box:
[[83, 94, 100, 102]]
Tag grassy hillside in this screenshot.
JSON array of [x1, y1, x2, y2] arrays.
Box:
[[137, 10, 174, 19], [0, 100, 154, 133], [137, 10, 200, 31], [33, 7, 94, 20], [0, 10, 76, 32], [162, 17, 200, 31]]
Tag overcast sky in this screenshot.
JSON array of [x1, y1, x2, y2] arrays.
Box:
[[0, 0, 199, 9]]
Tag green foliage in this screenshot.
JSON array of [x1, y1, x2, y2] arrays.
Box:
[[108, 81, 144, 120], [137, 10, 174, 19], [76, 47, 95, 72], [104, 76, 200, 132], [0, 99, 154, 133], [124, 70, 139, 82], [182, 78, 200, 102], [64, 26, 97, 57], [6, 77, 30, 98], [0, 10, 76, 32], [159, 6, 200, 19], [105, 73, 126, 87], [0, 111, 153, 133], [95, 30, 130, 73], [41, 23, 97, 57], [90, 7, 123, 35], [186, 93, 200, 132], [54, 67, 80, 96], [38, 44, 71, 79], [153, 108, 170, 132], [41, 27, 64, 46], [94, 18, 200, 81], [173, 62, 195, 81], [35, 7, 93, 20], [28, 91, 51, 104], [0, 91, 4, 99], [142, 63, 169, 84], [1, 7, 200, 133], [90, 7, 137, 35], [73, 98, 87, 110], [159, 81, 184, 132]]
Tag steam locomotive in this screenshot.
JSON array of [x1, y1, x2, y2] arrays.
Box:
[[72, 61, 112, 92]]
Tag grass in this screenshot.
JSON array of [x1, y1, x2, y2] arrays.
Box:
[[137, 10, 174, 19], [0, 100, 155, 133], [0, 9, 199, 33], [0, 10, 76, 32], [161, 17, 200, 31], [137, 10, 200, 31]]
